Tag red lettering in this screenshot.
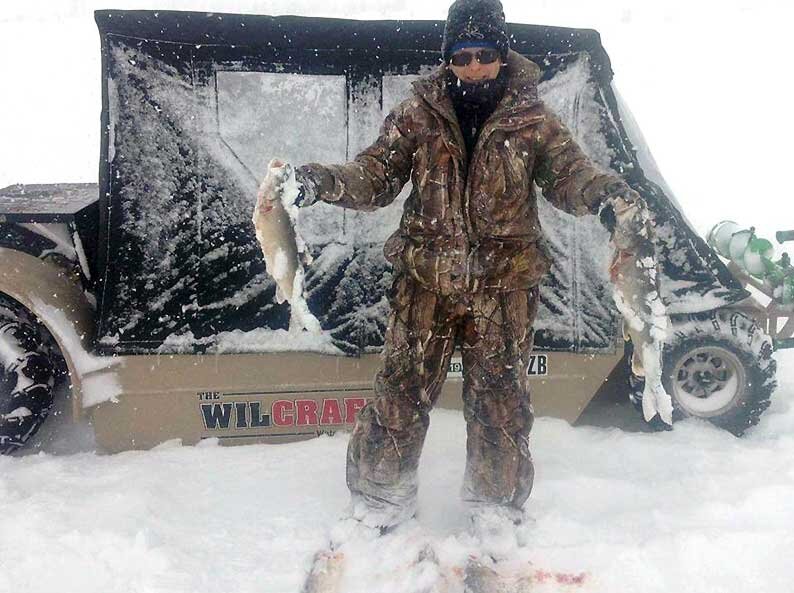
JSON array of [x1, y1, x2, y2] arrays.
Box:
[[344, 398, 367, 424], [320, 399, 344, 425], [272, 400, 294, 426], [295, 400, 319, 426]]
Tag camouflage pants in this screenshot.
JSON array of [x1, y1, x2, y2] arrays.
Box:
[[346, 275, 539, 526]]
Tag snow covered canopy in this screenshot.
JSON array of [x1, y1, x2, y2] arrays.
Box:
[[94, 10, 747, 356]]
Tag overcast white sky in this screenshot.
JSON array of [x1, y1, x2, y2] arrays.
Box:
[[1, 0, 791, 241]]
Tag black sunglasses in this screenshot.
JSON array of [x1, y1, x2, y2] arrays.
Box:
[[449, 47, 501, 67]]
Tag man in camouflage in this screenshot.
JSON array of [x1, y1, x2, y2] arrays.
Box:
[[293, 0, 646, 530]]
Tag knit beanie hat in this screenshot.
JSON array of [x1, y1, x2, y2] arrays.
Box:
[[441, 0, 510, 62]]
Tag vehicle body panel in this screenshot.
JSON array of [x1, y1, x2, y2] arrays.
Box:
[[0, 247, 96, 422], [90, 347, 625, 452]]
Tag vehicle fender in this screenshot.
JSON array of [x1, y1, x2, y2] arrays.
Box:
[[0, 246, 97, 420], [721, 296, 769, 327]]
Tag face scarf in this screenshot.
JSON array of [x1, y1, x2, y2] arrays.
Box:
[[445, 66, 509, 158], [446, 65, 507, 105]]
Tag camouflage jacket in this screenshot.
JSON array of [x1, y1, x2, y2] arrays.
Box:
[[298, 50, 633, 295]]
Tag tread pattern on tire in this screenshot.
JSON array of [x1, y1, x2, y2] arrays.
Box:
[[0, 295, 58, 454], [630, 309, 777, 436]]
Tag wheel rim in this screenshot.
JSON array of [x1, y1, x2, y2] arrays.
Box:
[[671, 346, 745, 417]]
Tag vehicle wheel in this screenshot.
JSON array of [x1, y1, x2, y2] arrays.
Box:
[[629, 309, 776, 436], [0, 294, 59, 454]]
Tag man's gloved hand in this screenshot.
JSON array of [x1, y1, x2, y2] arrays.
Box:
[[293, 165, 320, 208]]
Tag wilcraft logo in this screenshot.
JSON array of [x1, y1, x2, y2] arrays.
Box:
[[198, 392, 368, 432]]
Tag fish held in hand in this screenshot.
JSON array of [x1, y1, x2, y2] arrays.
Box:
[[253, 159, 301, 302], [252, 159, 320, 333]]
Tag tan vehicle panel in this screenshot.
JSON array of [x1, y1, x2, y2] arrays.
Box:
[[90, 348, 624, 453], [0, 247, 95, 421]]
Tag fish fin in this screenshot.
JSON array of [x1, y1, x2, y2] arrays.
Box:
[[275, 285, 287, 304]]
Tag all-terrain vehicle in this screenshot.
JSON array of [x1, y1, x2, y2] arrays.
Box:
[[0, 10, 781, 454]]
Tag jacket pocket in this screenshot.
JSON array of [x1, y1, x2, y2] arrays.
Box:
[[482, 239, 552, 290]]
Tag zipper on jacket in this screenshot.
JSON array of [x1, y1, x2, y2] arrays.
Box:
[[463, 116, 500, 292], [462, 110, 546, 291], [436, 113, 472, 293]]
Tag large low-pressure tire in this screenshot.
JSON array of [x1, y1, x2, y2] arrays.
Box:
[[630, 309, 777, 436], [0, 295, 59, 454]]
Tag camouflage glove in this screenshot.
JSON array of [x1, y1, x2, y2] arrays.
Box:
[[293, 165, 321, 208]]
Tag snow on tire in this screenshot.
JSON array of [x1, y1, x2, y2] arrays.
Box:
[[0, 294, 58, 454], [661, 309, 776, 436]]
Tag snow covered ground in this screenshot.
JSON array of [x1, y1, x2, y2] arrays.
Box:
[[1, 349, 792, 593]]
